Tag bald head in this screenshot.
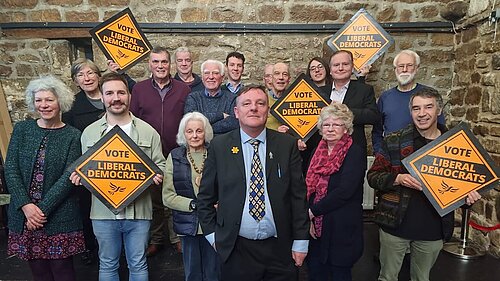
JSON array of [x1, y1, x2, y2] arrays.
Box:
[[272, 63, 290, 97]]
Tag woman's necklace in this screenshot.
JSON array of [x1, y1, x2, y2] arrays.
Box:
[[187, 148, 207, 187]]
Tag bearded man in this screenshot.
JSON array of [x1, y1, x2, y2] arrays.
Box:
[[371, 50, 445, 154]]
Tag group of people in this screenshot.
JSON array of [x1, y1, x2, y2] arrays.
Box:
[[4, 45, 482, 281]]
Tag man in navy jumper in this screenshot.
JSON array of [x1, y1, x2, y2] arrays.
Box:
[[173, 47, 204, 92], [184, 59, 239, 135], [371, 50, 445, 154], [131, 46, 191, 256]]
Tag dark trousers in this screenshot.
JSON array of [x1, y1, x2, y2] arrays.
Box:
[[150, 185, 179, 245], [307, 238, 352, 281], [76, 187, 96, 251], [221, 236, 298, 281], [181, 235, 220, 281], [28, 257, 76, 281]]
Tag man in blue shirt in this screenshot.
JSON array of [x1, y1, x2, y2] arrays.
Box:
[[222, 51, 245, 95], [372, 49, 445, 154]]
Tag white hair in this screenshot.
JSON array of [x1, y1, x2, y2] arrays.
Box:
[[200, 59, 225, 76], [393, 50, 420, 67], [176, 112, 214, 147], [25, 75, 74, 113]]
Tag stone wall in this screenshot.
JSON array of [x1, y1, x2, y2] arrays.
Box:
[[451, 0, 500, 258], [0, 0, 499, 256]]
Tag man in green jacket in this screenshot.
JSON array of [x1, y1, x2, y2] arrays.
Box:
[[71, 73, 166, 281]]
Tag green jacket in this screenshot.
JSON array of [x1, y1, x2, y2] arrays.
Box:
[[5, 119, 82, 235], [81, 113, 166, 220]]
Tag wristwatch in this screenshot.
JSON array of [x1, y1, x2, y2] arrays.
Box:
[[189, 200, 197, 211]]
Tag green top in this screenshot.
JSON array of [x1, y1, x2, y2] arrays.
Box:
[[163, 149, 205, 235], [5, 119, 82, 235], [266, 92, 282, 130]]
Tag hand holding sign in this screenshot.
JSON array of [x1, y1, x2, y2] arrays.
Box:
[[69, 126, 162, 214], [402, 122, 499, 216], [70, 171, 82, 186], [90, 8, 152, 72], [465, 191, 482, 206], [394, 174, 422, 191]]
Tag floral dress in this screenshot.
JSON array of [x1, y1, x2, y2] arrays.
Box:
[[8, 133, 85, 260]]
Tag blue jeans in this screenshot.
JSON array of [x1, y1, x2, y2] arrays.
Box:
[[92, 219, 150, 281], [181, 235, 219, 281]]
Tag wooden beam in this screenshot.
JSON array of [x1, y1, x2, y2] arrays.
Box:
[[2, 28, 91, 39], [0, 81, 13, 161]]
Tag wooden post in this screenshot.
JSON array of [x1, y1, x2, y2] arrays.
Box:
[[0, 80, 13, 163]]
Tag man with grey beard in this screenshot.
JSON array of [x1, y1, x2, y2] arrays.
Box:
[[371, 49, 445, 154]]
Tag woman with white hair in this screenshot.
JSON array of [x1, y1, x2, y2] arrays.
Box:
[[5, 75, 85, 281], [163, 112, 218, 281], [305, 103, 365, 281]]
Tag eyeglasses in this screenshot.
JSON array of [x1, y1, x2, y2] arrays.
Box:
[[396, 64, 415, 71], [76, 71, 98, 80], [309, 64, 325, 72], [322, 123, 345, 129]]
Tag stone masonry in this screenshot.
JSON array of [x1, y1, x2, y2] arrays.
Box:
[[0, 0, 499, 256]]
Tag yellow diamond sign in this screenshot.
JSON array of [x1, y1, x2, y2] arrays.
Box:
[[71, 125, 162, 214], [270, 74, 330, 141], [90, 8, 152, 72], [327, 8, 394, 73], [403, 122, 499, 217]]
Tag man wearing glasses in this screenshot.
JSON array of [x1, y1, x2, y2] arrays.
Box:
[[266, 62, 291, 131], [371, 50, 445, 154], [184, 59, 239, 135], [131, 46, 191, 256]]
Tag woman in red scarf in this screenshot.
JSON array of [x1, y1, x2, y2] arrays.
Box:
[[305, 103, 366, 281]]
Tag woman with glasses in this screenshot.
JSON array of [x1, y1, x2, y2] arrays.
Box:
[[6, 75, 84, 281], [306, 57, 332, 96], [305, 103, 365, 281]]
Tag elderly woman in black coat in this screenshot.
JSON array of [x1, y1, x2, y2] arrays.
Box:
[[306, 103, 366, 281]]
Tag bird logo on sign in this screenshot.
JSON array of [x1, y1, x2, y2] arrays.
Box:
[[438, 181, 458, 194], [297, 118, 310, 128]]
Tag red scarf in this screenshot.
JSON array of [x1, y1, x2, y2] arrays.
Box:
[[305, 134, 352, 237]]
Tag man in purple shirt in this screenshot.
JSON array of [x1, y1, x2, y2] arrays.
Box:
[[131, 46, 191, 256]]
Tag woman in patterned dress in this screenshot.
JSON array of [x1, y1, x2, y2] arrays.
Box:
[[5, 75, 85, 281]]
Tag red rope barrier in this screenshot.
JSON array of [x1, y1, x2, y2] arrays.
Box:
[[469, 220, 500, 232]]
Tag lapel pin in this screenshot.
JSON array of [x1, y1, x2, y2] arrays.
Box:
[[269, 152, 273, 159], [231, 146, 239, 154]]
